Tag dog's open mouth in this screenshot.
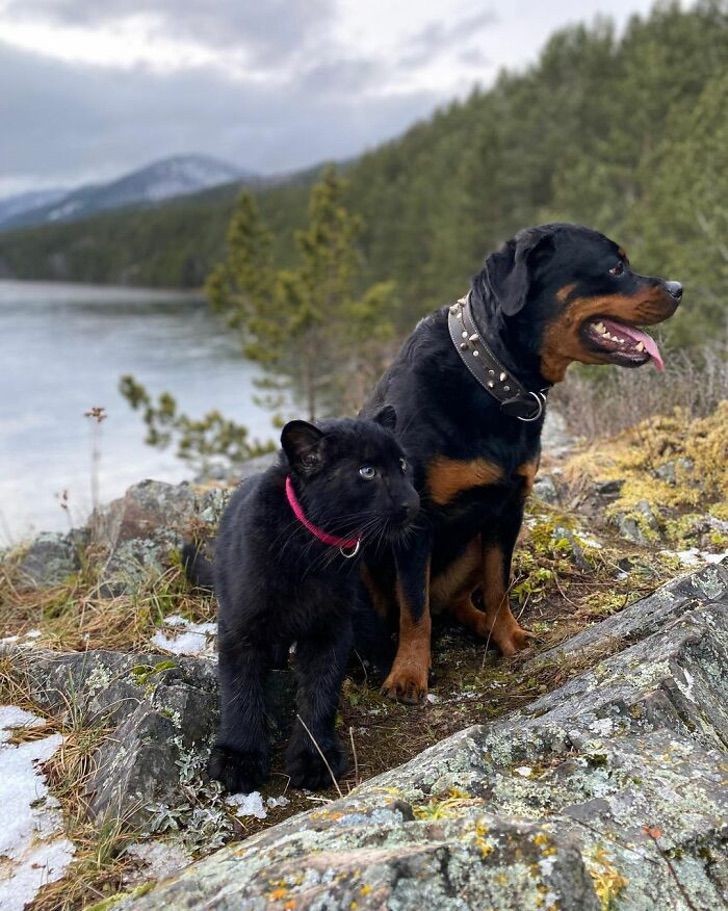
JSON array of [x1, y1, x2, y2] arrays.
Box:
[[582, 317, 664, 371]]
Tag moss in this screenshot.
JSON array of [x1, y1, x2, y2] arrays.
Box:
[[85, 881, 154, 911], [586, 845, 629, 911], [565, 403, 728, 551]]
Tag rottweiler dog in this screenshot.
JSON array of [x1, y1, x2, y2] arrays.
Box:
[[359, 223, 682, 703]]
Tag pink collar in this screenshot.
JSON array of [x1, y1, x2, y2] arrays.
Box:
[[285, 476, 361, 557]]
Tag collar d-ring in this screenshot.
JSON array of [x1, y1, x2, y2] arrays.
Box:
[[516, 391, 546, 422], [339, 540, 361, 559]]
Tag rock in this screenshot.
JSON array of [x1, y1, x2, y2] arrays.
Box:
[[527, 561, 727, 670], [16, 530, 84, 587], [614, 499, 660, 545], [655, 458, 694, 485], [94, 480, 231, 594], [595, 478, 624, 498], [116, 560, 728, 911], [541, 409, 573, 456], [0, 643, 295, 828], [533, 474, 560, 504]]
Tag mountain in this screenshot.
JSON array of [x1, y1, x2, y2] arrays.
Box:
[[0, 3, 724, 347], [0, 155, 251, 230], [0, 188, 68, 225]]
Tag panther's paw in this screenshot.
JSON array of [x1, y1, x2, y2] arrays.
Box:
[[285, 739, 347, 791], [208, 745, 269, 794]]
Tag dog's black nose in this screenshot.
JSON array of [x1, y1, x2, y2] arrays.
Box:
[[665, 280, 683, 301]]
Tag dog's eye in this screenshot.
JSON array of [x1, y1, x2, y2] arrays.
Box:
[[609, 261, 625, 277], [359, 465, 376, 480], [399, 458, 408, 473]]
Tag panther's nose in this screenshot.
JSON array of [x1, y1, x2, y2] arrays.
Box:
[[394, 496, 419, 524], [665, 280, 683, 302]]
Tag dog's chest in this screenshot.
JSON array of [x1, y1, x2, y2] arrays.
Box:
[[424, 451, 537, 509]]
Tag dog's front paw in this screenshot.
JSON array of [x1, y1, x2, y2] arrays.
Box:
[[381, 663, 429, 704], [208, 745, 269, 794], [285, 738, 347, 791], [496, 625, 538, 657]]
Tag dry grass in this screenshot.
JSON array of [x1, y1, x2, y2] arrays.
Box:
[[1, 559, 215, 652], [552, 343, 728, 440]]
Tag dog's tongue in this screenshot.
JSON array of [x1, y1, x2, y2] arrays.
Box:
[[609, 321, 664, 371]]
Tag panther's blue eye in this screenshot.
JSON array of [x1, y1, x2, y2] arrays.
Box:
[[359, 465, 376, 480], [399, 458, 408, 473]]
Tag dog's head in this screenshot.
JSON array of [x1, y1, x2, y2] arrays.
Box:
[[473, 223, 682, 383]]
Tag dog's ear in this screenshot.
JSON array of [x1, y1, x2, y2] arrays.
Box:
[[372, 404, 397, 432], [281, 420, 325, 474], [483, 228, 554, 316]]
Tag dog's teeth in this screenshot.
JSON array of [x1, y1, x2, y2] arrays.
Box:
[[636, 341, 645, 352], [594, 322, 606, 333]]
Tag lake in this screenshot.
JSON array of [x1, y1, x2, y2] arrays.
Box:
[[0, 280, 275, 544]]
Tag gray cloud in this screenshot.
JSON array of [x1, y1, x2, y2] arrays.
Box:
[[399, 8, 497, 69], [0, 40, 438, 189], [3, 0, 335, 63]]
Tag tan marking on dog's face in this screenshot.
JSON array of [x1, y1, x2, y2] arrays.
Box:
[[555, 283, 576, 304], [540, 288, 678, 383], [426, 457, 504, 506]]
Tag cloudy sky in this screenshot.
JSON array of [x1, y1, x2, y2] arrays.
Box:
[[0, 0, 660, 196]]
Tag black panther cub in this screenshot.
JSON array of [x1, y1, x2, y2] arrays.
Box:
[[185, 406, 419, 793]]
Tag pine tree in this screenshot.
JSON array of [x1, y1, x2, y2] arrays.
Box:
[[206, 167, 396, 421]]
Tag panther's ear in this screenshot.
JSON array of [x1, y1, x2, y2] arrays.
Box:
[[372, 404, 397, 432], [483, 229, 555, 317], [280, 420, 325, 474]]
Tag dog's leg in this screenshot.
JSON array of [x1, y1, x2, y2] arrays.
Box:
[[432, 536, 514, 642], [286, 617, 353, 790], [480, 508, 536, 655], [208, 635, 271, 793], [380, 535, 432, 704]]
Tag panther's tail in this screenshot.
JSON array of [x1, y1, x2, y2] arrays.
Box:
[[181, 542, 215, 592]]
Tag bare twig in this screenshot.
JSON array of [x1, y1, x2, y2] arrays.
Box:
[[349, 726, 360, 788], [295, 714, 343, 799]]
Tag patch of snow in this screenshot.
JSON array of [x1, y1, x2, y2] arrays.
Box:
[[151, 616, 217, 656], [0, 705, 75, 911], [226, 791, 267, 819], [125, 840, 191, 883], [515, 766, 533, 777], [266, 794, 290, 809], [160, 614, 188, 627], [47, 200, 82, 221], [425, 693, 439, 704], [1, 629, 43, 646], [669, 548, 727, 566]]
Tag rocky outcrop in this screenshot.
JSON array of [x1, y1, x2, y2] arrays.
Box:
[[0, 645, 294, 829], [94, 479, 231, 594], [109, 560, 727, 911]]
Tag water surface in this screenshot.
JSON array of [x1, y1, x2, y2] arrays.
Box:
[[0, 280, 274, 543]]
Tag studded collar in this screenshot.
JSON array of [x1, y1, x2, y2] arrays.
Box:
[[447, 294, 548, 422]]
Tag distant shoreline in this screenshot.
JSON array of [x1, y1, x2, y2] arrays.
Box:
[[0, 277, 202, 298]]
